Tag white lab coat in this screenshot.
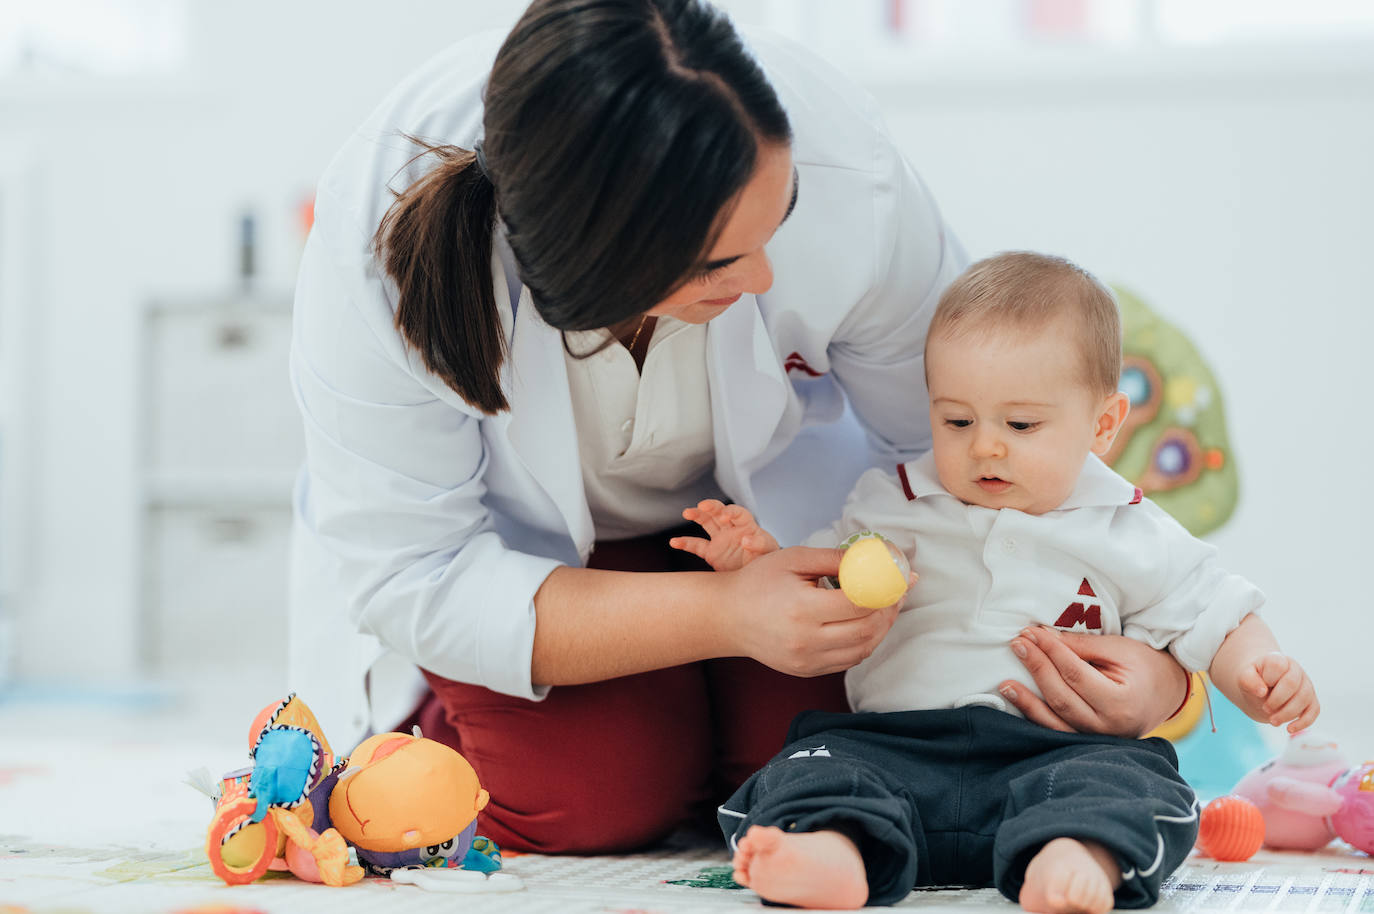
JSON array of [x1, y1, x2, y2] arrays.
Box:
[[288, 27, 967, 751]]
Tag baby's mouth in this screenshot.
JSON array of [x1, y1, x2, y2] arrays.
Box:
[[976, 476, 1011, 493]]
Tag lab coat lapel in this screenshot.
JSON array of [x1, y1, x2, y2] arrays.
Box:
[[708, 294, 793, 510], [500, 277, 594, 553]]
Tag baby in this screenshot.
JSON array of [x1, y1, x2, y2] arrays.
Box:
[[672, 252, 1317, 913]]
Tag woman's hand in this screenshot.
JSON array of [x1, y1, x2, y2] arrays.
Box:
[[716, 546, 898, 678], [997, 627, 1188, 738]]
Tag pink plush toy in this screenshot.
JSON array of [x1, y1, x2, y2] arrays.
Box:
[[1329, 762, 1374, 855], [1232, 733, 1348, 851]]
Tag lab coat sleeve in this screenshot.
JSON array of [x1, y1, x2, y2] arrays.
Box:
[[827, 134, 967, 465], [291, 208, 560, 702], [1116, 499, 1265, 674]]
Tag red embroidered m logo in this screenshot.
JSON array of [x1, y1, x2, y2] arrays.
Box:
[[1053, 578, 1103, 631]]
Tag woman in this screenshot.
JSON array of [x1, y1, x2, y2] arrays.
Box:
[[288, 0, 1187, 854]]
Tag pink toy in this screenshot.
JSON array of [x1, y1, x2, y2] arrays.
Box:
[[1232, 733, 1347, 850], [1329, 762, 1374, 855]]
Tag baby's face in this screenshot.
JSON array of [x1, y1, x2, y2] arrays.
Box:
[[927, 316, 1116, 515]]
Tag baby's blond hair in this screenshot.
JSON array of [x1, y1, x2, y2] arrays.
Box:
[[927, 252, 1122, 397]]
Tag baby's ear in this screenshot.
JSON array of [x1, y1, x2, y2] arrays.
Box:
[[1091, 391, 1131, 456]]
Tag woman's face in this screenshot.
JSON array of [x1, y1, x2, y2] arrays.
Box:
[[647, 142, 798, 323]]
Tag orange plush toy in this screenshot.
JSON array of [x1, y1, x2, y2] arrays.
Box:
[[203, 694, 512, 890], [329, 730, 491, 876]]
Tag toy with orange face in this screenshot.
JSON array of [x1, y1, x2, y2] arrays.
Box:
[[329, 731, 490, 875]]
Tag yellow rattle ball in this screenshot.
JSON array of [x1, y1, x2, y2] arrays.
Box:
[[837, 532, 912, 610]]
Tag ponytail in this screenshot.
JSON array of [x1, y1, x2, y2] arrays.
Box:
[[375, 0, 793, 413], [374, 141, 507, 414]]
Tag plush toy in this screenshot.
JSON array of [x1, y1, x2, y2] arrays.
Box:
[[1231, 733, 1349, 851], [201, 693, 516, 889], [329, 730, 491, 876], [1328, 761, 1374, 855], [1104, 286, 1238, 537], [204, 694, 357, 886]]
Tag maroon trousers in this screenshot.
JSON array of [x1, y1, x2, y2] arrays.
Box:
[[412, 524, 848, 854]]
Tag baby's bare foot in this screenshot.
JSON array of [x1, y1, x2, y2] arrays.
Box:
[[731, 825, 868, 909], [1019, 837, 1121, 914]]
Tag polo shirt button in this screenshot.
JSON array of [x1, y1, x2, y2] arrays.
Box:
[[1003, 537, 1017, 552], [620, 419, 633, 434]]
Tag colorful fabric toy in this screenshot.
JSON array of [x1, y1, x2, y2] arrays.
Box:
[[1329, 762, 1374, 855], [328, 730, 490, 876], [201, 693, 512, 888], [1104, 286, 1238, 537]]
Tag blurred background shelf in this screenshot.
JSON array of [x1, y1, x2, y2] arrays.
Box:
[[135, 293, 299, 685]]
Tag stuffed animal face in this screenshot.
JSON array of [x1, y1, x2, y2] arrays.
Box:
[[353, 819, 479, 876], [328, 733, 490, 855]]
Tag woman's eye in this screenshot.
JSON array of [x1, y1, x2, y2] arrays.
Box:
[[944, 419, 971, 428], [695, 264, 728, 283], [1008, 421, 1039, 432]]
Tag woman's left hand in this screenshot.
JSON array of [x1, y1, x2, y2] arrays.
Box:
[[997, 627, 1188, 738]]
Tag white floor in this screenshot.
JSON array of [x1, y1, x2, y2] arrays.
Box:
[[1, 679, 1370, 914]]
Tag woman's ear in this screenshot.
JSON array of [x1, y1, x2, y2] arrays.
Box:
[[1091, 391, 1131, 456]]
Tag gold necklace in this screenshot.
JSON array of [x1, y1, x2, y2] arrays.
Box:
[[627, 314, 650, 351]]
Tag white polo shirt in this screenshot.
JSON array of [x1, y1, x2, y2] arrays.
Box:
[[807, 453, 1264, 716]]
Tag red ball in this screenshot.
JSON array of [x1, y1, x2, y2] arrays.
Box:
[[1196, 795, 1265, 861]]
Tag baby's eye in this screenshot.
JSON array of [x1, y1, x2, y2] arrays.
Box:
[[1007, 420, 1040, 432], [944, 418, 972, 428]]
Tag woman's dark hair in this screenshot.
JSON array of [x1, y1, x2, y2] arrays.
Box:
[[374, 0, 792, 413]]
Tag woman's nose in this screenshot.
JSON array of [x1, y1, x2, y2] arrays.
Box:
[[737, 248, 774, 296]]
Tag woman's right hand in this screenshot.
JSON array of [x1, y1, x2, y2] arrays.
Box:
[[716, 546, 899, 677]]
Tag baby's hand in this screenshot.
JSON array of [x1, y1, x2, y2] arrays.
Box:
[[669, 499, 780, 572], [1235, 652, 1319, 734]]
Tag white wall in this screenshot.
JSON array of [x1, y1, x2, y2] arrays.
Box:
[[1, 2, 1368, 755], [2, 1, 530, 682]]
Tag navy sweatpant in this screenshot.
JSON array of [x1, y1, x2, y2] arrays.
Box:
[[718, 707, 1198, 907]]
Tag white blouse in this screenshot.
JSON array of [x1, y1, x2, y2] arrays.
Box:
[[564, 318, 726, 541]]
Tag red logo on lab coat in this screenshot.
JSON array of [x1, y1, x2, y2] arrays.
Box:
[[1053, 578, 1102, 631]]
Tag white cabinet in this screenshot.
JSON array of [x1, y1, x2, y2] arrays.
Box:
[[137, 297, 300, 681]]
